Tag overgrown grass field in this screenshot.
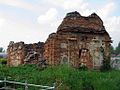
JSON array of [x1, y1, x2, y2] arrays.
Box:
[[0, 65, 120, 90]]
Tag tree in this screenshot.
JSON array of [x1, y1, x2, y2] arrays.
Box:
[[0, 47, 3, 52], [110, 45, 115, 54], [115, 42, 120, 54]]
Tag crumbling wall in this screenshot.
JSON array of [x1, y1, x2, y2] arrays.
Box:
[[7, 41, 44, 66], [7, 41, 25, 66], [44, 33, 60, 65], [44, 11, 111, 69], [24, 42, 44, 64], [7, 11, 111, 69]]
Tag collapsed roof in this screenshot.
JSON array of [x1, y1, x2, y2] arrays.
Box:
[[57, 11, 106, 34]]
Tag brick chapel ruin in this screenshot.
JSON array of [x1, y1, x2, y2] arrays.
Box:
[[7, 11, 112, 69]]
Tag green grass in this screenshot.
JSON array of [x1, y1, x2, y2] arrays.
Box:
[[0, 65, 120, 90]]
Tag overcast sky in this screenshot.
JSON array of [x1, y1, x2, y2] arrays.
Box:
[[0, 0, 120, 49]]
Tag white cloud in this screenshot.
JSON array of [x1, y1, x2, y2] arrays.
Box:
[[37, 8, 58, 24], [0, 19, 44, 49], [37, 8, 62, 40], [95, 2, 119, 47], [50, 20, 62, 30], [0, 18, 5, 28], [104, 16, 120, 47], [0, 0, 35, 10], [43, 0, 88, 10], [62, 0, 88, 10], [81, 9, 95, 16], [105, 16, 120, 31], [97, 2, 116, 19]]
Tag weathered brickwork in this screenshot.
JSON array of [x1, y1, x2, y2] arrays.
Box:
[[7, 11, 111, 69], [44, 11, 111, 69], [7, 41, 44, 66]]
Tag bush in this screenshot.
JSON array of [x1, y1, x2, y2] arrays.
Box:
[[79, 64, 88, 71], [0, 58, 7, 65], [100, 58, 111, 72]]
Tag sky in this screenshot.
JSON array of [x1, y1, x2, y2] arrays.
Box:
[[0, 0, 120, 50]]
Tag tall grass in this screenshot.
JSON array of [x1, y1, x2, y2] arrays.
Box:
[[0, 65, 120, 90]]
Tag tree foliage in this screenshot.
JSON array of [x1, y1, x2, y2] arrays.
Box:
[[110, 42, 120, 55], [110, 45, 115, 54], [0, 47, 3, 52], [115, 42, 120, 54]]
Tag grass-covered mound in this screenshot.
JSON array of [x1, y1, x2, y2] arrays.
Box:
[[0, 65, 120, 90]]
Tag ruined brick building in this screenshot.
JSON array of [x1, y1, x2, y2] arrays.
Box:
[[7, 41, 44, 66], [7, 11, 112, 69]]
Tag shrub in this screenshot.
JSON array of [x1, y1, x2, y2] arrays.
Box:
[[100, 57, 111, 72], [0, 58, 7, 65], [79, 64, 88, 71]]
